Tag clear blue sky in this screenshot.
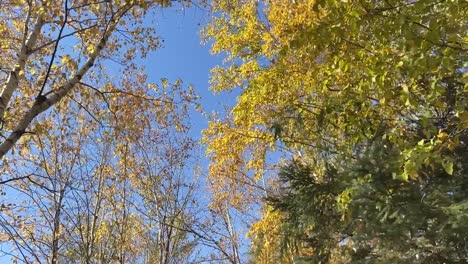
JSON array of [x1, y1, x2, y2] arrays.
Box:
[[144, 4, 254, 261], [146, 5, 253, 261], [144, 4, 233, 137]]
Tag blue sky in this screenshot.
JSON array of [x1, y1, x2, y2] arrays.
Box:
[[144, 4, 232, 137], [145, 5, 254, 261], [143, 5, 258, 262]]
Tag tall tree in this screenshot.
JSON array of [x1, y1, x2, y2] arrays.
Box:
[[0, 0, 199, 160], [0, 72, 200, 263], [203, 0, 467, 262]]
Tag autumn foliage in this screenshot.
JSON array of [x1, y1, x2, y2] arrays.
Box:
[[1, 0, 467, 263], [203, 0, 467, 263]]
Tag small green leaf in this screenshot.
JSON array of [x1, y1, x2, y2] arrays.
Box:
[[443, 160, 454, 175]]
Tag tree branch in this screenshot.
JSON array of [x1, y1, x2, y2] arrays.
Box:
[[0, 4, 132, 159], [0, 13, 44, 127]]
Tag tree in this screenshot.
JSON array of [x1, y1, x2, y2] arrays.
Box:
[[268, 137, 468, 263], [203, 0, 467, 262], [0, 1, 210, 262], [134, 132, 200, 264], [0, 0, 198, 160], [0, 73, 200, 263]]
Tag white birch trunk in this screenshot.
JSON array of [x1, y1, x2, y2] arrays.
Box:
[[0, 9, 126, 158], [0, 14, 44, 122]]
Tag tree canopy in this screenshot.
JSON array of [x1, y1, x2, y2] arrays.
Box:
[[1, 0, 467, 262], [0, 1, 242, 263], [203, 0, 467, 262]]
